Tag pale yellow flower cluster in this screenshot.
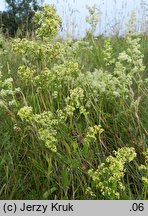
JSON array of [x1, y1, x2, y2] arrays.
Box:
[[88, 147, 136, 199]]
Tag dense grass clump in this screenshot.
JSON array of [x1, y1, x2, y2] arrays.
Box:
[[0, 5, 147, 200]]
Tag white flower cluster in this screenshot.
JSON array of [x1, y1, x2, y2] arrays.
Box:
[[0, 73, 22, 109]]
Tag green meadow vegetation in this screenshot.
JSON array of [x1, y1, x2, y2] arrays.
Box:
[[0, 4, 148, 200]]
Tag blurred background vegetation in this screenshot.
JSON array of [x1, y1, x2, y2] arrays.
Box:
[[0, 0, 43, 37]]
